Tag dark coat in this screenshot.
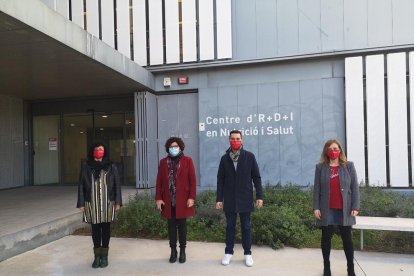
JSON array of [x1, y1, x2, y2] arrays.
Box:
[[313, 161, 360, 226], [216, 148, 263, 213], [76, 161, 122, 208], [155, 155, 197, 219]]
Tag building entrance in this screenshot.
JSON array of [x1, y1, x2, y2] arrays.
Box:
[[134, 91, 199, 189], [33, 111, 135, 186]]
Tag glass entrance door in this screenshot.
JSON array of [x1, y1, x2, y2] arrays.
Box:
[[62, 114, 92, 185], [62, 112, 135, 185]]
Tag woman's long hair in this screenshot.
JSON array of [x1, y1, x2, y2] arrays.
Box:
[[319, 139, 347, 166]]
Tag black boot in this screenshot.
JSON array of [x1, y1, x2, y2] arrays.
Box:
[[92, 248, 101, 268], [323, 261, 331, 276], [169, 247, 177, 263], [100, 248, 109, 268], [347, 263, 356, 276], [339, 226, 356, 276], [179, 248, 186, 263], [321, 226, 333, 276]]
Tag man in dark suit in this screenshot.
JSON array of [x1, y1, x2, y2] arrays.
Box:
[[216, 130, 263, 267]]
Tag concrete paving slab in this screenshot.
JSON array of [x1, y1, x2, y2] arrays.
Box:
[[0, 186, 137, 237], [0, 235, 413, 276]]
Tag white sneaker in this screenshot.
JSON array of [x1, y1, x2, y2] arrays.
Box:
[[221, 254, 232, 265], [245, 254, 253, 267]]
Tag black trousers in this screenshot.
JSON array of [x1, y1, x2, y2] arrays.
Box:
[[321, 225, 354, 266], [167, 206, 187, 249], [91, 222, 111, 248], [225, 212, 252, 255]]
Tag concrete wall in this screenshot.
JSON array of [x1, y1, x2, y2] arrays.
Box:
[[199, 60, 345, 188], [148, 0, 414, 189], [0, 95, 24, 189], [153, 58, 345, 188], [231, 0, 414, 61]]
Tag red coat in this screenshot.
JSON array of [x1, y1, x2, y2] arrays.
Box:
[[155, 155, 196, 219]]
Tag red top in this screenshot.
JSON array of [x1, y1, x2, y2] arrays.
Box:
[[329, 166, 343, 209]]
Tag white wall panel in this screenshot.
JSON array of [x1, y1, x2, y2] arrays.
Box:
[[345, 57, 365, 184], [410, 52, 414, 183], [393, 0, 414, 45], [56, 0, 69, 19], [132, 0, 147, 65], [86, 0, 99, 38], [277, 0, 298, 56], [148, 0, 163, 65], [387, 53, 409, 187], [298, 0, 321, 53], [41, 0, 56, 11], [101, 0, 115, 47], [366, 55, 387, 186], [367, 0, 392, 47], [71, 0, 84, 29], [199, 0, 214, 61], [344, 0, 367, 49], [165, 0, 180, 64], [182, 0, 197, 62], [216, 0, 232, 59], [321, 0, 343, 51], [116, 0, 131, 58], [256, 0, 277, 58]]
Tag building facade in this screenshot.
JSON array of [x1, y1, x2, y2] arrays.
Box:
[[1, 0, 414, 191]]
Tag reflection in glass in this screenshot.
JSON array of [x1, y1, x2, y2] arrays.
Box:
[[62, 112, 136, 186]]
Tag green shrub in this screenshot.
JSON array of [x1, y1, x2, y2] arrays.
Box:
[[264, 185, 315, 229], [251, 205, 308, 249], [354, 230, 414, 253], [360, 187, 414, 218], [112, 194, 167, 238], [187, 191, 226, 242]]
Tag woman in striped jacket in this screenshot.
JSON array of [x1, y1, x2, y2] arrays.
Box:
[[77, 141, 122, 269]]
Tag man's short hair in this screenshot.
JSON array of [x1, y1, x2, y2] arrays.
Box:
[[229, 130, 242, 139]]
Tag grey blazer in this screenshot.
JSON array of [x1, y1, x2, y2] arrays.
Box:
[[313, 161, 360, 226]]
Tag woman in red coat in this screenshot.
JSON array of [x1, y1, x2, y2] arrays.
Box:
[[155, 137, 196, 264]]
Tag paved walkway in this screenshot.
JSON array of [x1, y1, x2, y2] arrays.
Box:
[[0, 186, 137, 237], [0, 235, 413, 276], [0, 186, 138, 261]]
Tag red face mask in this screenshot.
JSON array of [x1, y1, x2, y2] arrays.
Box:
[[230, 140, 242, 150], [327, 148, 340, 160], [93, 148, 105, 159]]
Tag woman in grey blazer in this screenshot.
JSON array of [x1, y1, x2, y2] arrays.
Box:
[[313, 139, 360, 276]]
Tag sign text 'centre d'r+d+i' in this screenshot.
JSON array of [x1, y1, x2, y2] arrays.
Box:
[[200, 112, 295, 137]]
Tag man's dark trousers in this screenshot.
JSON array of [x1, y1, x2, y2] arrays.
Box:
[[225, 212, 251, 255]]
